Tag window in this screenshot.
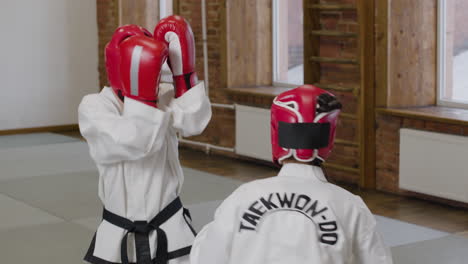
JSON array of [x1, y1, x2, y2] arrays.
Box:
[[159, 0, 173, 18], [438, 0, 468, 108], [273, 0, 304, 86]]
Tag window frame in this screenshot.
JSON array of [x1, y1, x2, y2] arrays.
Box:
[[437, 0, 468, 109], [272, 0, 303, 88], [159, 0, 172, 19]]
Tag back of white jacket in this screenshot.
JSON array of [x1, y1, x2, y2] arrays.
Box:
[[191, 163, 393, 264]]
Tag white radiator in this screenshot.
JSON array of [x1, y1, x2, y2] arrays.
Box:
[[235, 105, 272, 161], [399, 128, 468, 203]]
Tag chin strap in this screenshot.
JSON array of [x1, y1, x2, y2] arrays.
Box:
[[312, 158, 323, 167], [117, 90, 125, 102]]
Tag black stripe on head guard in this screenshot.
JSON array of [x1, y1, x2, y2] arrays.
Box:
[[278, 122, 330, 149], [317, 93, 342, 113]]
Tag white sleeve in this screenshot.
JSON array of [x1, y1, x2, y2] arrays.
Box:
[[190, 188, 241, 264], [168, 81, 212, 137], [78, 95, 170, 164], [354, 198, 394, 264]]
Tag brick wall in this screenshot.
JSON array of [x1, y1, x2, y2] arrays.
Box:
[[95, 0, 235, 148], [318, 7, 358, 86], [95, 2, 468, 205], [305, 0, 361, 185], [96, 0, 119, 88], [95, 1, 363, 183], [375, 115, 401, 193], [175, 0, 235, 148]]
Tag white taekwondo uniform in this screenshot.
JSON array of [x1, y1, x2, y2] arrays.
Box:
[[190, 163, 393, 264], [79, 82, 211, 264]]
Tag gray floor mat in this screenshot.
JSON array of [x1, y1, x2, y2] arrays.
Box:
[[0, 170, 100, 220], [0, 133, 78, 149], [0, 222, 93, 264], [180, 167, 243, 204], [0, 193, 63, 230], [375, 215, 449, 247], [186, 200, 223, 232], [392, 234, 468, 264], [0, 135, 463, 263], [0, 141, 96, 181]]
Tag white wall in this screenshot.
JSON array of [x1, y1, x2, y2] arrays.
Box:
[[235, 105, 272, 161], [0, 0, 99, 130]]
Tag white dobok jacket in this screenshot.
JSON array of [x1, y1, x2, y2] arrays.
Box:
[[79, 82, 211, 264], [190, 163, 393, 264]]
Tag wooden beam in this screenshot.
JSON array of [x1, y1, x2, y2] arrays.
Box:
[[375, 0, 389, 107], [172, 0, 179, 14], [309, 56, 359, 65], [335, 139, 360, 147], [226, 0, 272, 87], [358, 0, 376, 189], [340, 113, 358, 120], [0, 124, 79, 136], [310, 30, 358, 38], [119, 0, 159, 29], [376, 106, 468, 127], [385, 0, 437, 107], [323, 162, 360, 174], [255, 0, 273, 85], [308, 4, 356, 11], [314, 83, 358, 93], [219, 0, 228, 92], [303, 0, 321, 84]]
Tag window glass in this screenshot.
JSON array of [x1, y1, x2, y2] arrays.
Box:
[[439, 0, 468, 107], [273, 0, 304, 86]]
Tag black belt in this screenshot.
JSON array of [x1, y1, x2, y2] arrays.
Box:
[[102, 197, 194, 264]]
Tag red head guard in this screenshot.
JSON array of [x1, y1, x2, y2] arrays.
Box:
[[105, 25, 152, 98], [271, 85, 342, 165]]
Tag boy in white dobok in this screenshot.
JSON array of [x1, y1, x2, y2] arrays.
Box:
[[80, 16, 211, 264], [190, 85, 393, 264]]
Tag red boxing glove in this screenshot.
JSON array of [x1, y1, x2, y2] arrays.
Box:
[[154, 15, 198, 98], [105, 25, 152, 99], [119, 36, 168, 107]]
